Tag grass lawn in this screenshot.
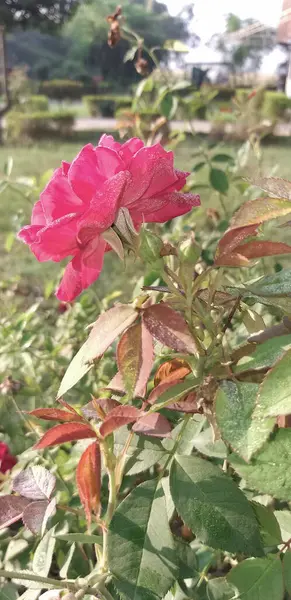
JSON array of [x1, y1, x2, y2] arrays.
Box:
[[1, 134, 291, 306]]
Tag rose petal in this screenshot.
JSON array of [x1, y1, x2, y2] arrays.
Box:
[[56, 235, 106, 301], [30, 214, 79, 262], [40, 168, 84, 223], [131, 191, 201, 223]]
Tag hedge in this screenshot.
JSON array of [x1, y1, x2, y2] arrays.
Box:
[[22, 95, 49, 112], [235, 89, 291, 120], [6, 110, 75, 142], [83, 94, 132, 117], [39, 80, 84, 100]]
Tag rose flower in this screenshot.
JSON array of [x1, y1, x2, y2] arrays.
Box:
[[18, 135, 200, 302]]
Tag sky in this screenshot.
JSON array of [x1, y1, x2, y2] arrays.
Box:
[[163, 0, 283, 40], [160, 0, 285, 72]]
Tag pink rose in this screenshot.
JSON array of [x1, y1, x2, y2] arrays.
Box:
[[18, 135, 200, 302], [0, 442, 17, 474]]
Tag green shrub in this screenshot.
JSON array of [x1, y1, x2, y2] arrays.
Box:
[[23, 95, 49, 112], [263, 91, 291, 120], [83, 94, 132, 117], [6, 110, 75, 142], [39, 80, 84, 100]]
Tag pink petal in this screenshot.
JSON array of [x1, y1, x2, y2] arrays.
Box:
[[123, 144, 178, 206], [56, 236, 106, 302], [68, 144, 123, 204], [31, 200, 46, 226], [40, 168, 84, 223], [18, 224, 43, 245], [118, 138, 144, 165], [98, 134, 122, 152], [30, 214, 79, 262], [77, 171, 130, 243], [132, 191, 201, 224], [68, 144, 101, 203], [62, 161, 71, 176]]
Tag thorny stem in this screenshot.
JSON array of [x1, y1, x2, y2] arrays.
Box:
[[0, 569, 99, 597]]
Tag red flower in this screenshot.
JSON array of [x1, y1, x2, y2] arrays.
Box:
[[0, 442, 17, 474], [18, 135, 200, 302]]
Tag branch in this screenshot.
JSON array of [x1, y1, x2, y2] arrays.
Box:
[[0, 569, 100, 597]]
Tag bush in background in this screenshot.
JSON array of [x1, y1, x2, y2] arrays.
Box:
[[6, 110, 75, 142], [39, 79, 85, 100], [83, 94, 132, 117]]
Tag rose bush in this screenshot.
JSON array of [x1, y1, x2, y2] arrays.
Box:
[[18, 135, 200, 302]]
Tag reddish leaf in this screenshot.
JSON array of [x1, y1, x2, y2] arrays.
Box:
[[147, 379, 182, 406], [135, 321, 154, 397], [167, 391, 200, 413], [106, 371, 125, 394], [216, 224, 259, 258], [58, 304, 138, 398], [35, 423, 96, 449], [22, 499, 56, 534], [133, 413, 172, 438], [237, 241, 291, 259], [99, 406, 141, 438], [154, 358, 191, 386], [117, 322, 142, 397], [215, 252, 251, 267], [277, 415, 291, 428], [142, 303, 197, 355], [249, 176, 291, 200], [0, 496, 29, 529], [82, 398, 120, 420], [231, 196, 291, 227], [117, 321, 153, 397], [13, 466, 56, 500], [28, 408, 84, 422], [76, 441, 101, 523]]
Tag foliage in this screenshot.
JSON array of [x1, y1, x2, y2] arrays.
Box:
[[1, 0, 79, 31], [39, 80, 85, 100], [83, 94, 132, 117], [6, 110, 75, 142], [3, 16, 291, 600]]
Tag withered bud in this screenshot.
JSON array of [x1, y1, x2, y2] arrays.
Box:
[[107, 5, 122, 47], [135, 57, 149, 76], [0, 376, 22, 395], [160, 242, 177, 257]]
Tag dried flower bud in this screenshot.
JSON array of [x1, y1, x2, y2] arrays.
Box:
[[0, 375, 22, 395], [107, 5, 122, 47], [135, 57, 149, 76]]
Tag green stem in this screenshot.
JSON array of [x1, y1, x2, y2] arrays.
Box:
[[159, 414, 191, 476], [0, 569, 98, 596], [218, 193, 228, 217], [100, 442, 117, 573]]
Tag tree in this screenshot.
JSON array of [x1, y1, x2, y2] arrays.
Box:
[[211, 13, 275, 72], [0, 0, 79, 32]]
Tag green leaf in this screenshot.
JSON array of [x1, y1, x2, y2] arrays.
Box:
[[163, 39, 189, 52], [123, 46, 138, 63], [5, 232, 15, 253], [227, 556, 284, 600], [192, 426, 227, 459], [160, 94, 178, 119], [0, 584, 18, 600], [231, 197, 291, 228], [246, 269, 291, 297], [274, 510, 291, 543], [175, 539, 199, 580], [211, 154, 234, 164], [136, 76, 154, 98], [207, 578, 236, 600], [215, 381, 274, 461], [114, 428, 168, 476], [252, 502, 282, 546], [209, 168, 229, 194], [55, 533, 102, 544], [5, 539, 29, 561], [108, 479, 177, 600], [254, 348, 291, 418], [192, 161, 206, 172], [230, 429, 291, 501], [170, 455, 262, 555], [4, 157, 13, 177], [234, 335, 291, 373], [283, 551, 291, 594], [60, 543, 76, 579], [163, 416, 205, 455], [32, 525, 56, 577]]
